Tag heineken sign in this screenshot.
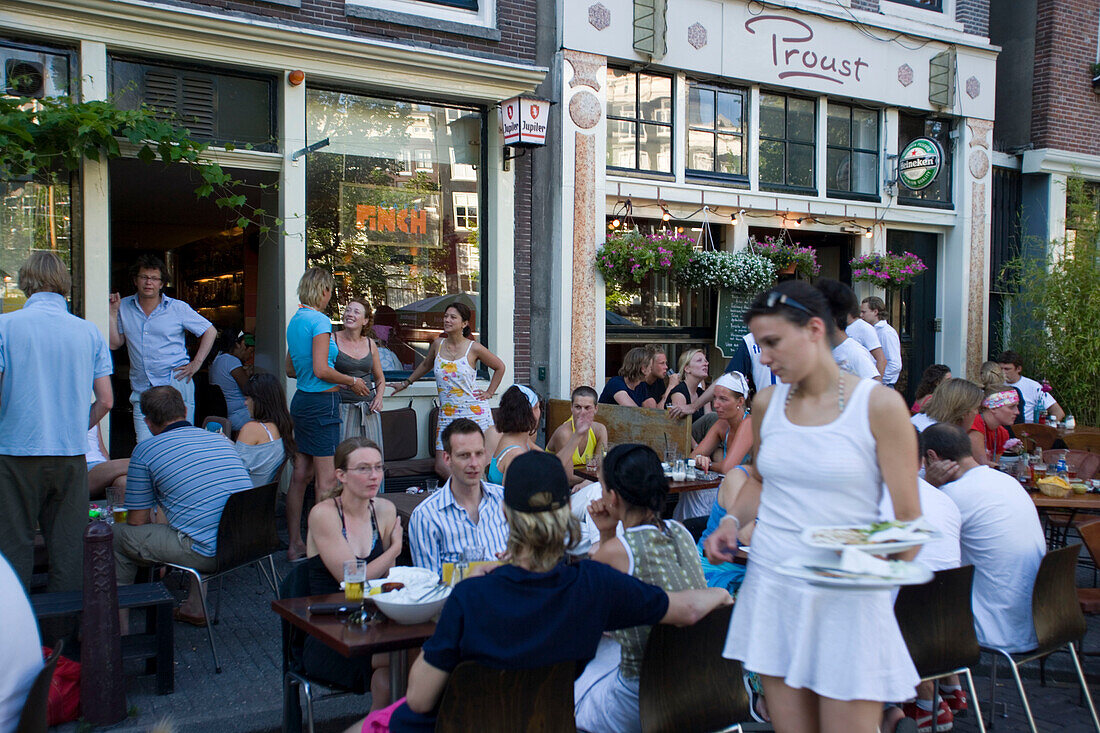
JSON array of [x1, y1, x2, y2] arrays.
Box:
[[898, 137, 943, 191]]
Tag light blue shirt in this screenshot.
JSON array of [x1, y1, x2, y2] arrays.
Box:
[[209, 352, 249, 430], [0, 293, 112, 456], [116, 294, 212, 392], [409, 480, 509, 575], [287, 306, 338, 393], [125, 423, 254, 557]]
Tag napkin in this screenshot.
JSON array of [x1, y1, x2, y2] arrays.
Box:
[[839, 547, 894, 576], [867, 517, 934, 543]]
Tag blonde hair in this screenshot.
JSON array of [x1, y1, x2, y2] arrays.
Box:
[[677, 348, 705, 381], [923, 378, 983, 427], [297, 267, 334, 308], [501, 504, 580, 573], [18, 251, 71, 297], [619, 347, 651, 383], [979, 360, 1009, 398]]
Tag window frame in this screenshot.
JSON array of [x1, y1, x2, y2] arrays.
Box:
[[606, 67, 675, 176], [452, 191, 478, 231], [884, 0, 943, 11], [897, 111, 955, 210], [684, 80, 749, 185], [757, 91, 818, 195], [825, 102, 881, 202]]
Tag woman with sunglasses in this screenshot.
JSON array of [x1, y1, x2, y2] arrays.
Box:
[[705, 280, 921, 733]]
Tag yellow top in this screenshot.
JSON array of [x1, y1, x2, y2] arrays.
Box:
[[568, 416, 598, 467]]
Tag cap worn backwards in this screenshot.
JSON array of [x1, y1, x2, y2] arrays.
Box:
[[503, 451, 570, 513]]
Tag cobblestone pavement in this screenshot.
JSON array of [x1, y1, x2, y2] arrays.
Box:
[[51, 541, 1100, 733]]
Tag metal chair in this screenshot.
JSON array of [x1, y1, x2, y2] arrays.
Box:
[[894, 565, 987, 733], [639, 605, 750, 733], [164, 481, 281, 672], [435, 660, 577, 733], [983, 544, 1100, 733], [15, 642, 62, 733], [279, 563, 358, 733]]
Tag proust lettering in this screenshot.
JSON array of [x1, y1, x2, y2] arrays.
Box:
[[745, 15, 869, 85]]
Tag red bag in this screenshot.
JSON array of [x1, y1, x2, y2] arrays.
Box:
[[43, 646, 81, 726]]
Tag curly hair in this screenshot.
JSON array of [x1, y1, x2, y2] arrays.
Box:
[[496, 385, 537, 434]]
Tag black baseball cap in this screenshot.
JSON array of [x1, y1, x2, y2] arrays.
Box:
[[503, 452, 571, 513]]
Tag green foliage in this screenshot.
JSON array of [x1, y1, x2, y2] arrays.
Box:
[[0, 95, 272, 232], [748, 234, 820, 278], [1004, 176, 1100, 424], [850, 251, 928, 289], [676, 249, 777, 293], [595, 230, 695, 289]]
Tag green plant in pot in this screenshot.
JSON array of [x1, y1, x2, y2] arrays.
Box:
[[677, 249, 776, 293], [595, 230, 695, 290], [748, 234, 820, 279]]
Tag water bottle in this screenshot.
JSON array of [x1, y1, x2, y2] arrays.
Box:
[[1066, 415, 1076, 430], [1056, 456, 1069, 479]]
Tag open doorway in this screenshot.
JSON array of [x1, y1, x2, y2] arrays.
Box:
[[108, 158, 278, 455], [748, 227, 856, 283]]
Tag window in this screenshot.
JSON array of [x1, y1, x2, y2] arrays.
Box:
[[449, 148, 477, 181], [897, 112, 953, 208], [826, 103, 879, 199], [686, 82, 747, 181], [606, 68, 673, 174], [453, 192, 478, 230], [758, 93, 816, 193], [305, 89, 484, 376], [885, 0, 942, 10]]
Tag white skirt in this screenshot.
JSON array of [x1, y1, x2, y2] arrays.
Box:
[[724, 561, 919, 702]]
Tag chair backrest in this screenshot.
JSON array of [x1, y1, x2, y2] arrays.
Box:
[[547, 398, 692, 458], [638, 605, 749, 733], [1017, 423, 1059, 451], [202, 415, 232, 436], [380, 405, 418, 462], [278, 562, 311, 674], [1032, 543, 1087, 655], [681, 516, 709, 543], [214, 481, 280, 572], [894, 566, 980, 678], [1080, 522, 1100, 569], [435, 660, 577, 733], [427, 405, 439, 458], [15, 642, 62, 733], [1065, 433, 1100, 454]]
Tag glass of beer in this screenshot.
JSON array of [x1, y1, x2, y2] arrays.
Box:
[[106, 487, 126, 524], [1034, 464, 1048, 481], [343, 559, 367, 602]]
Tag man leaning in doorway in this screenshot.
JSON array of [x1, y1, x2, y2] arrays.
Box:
[[109, 254, 216, 442]]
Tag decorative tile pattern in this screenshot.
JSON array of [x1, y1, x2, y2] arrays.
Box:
[[967, 181, 988, 379], [897, 64, 914, 87], [968, 149, 989, 180], [588, 3, 610, 31], [569, 91, 602, 130], [571, 132, 597, 390], [567, 51, 603, 91], [688, 23, 707, 50], [966, 76, 981, 99]]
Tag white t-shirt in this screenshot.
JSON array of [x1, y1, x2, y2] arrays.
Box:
[[910, 413, 937, 432], [86, 425, 108, 466], [846, 318, 882, 354], [832, 338, 881, 380], [0, 556, 43, 733], [941, 465, 1046, 652], [742, 333, 778, 394], [879, 478, 961, 572], [1008, 375, 1057, 423], [874, 320, 902, 386]]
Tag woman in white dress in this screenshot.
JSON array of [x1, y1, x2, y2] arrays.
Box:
[[705, 279, 921, 732]]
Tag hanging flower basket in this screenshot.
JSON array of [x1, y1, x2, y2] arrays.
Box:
[[850, 251, 928, 290], [595, 230, 695, 290], [676, 249, 777, 293], [749, 235, 820, 279]]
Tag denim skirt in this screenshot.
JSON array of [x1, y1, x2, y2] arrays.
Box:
[[290, 390, 341, 457]]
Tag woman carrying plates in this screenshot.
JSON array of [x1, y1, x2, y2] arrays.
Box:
[[705, 279, 921, 732]]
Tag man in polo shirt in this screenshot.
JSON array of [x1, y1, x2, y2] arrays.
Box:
[[109, 254, 216, 443], [0, 252, 114, 593], [409, 418, 509, 575], [114, 386, 253, 624]]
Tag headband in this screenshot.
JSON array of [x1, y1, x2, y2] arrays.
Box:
[[983, 390, 1019, 409], [714, 371, 749, 396], [516, 384, 539, 408]]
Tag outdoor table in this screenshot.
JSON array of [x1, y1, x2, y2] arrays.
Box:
[[572, 468, 722, 494], [271, 592, 436, 698], [1026, 485, 1100, 546], [386, 491, 432, 527]]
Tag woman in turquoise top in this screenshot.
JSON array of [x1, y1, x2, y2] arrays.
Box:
[[485, 385, 553, 484], [284, 267, 370, 561]]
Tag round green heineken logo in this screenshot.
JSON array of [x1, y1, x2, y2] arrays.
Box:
[[898, 137, 943, 191]]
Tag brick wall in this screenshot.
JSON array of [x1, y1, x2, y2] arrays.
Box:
[[159, 0, 537, 62], [955, 0, 988, 36], [851, 0, 878, 12], [512, 154, 532, 382], [1031, 0, 1100, 156]]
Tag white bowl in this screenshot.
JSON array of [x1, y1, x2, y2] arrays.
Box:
[[385, 566, 439, 589], [373, 587, 451, 625]]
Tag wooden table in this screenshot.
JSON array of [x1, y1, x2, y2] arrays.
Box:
[[1030, 490, 1100, 511], [271, 593, 435, 698], [573, 468, 723, 494]]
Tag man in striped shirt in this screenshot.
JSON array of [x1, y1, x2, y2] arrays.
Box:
[[113, 386, 253, 625], [410, 418, 508, 574]]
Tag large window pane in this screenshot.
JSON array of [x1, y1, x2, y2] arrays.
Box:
[[716, 134, 743, 175], [687, 86, 713, 128], [827, 103, 850, 146], [686, 82, 746, 179], [687, 129, 714, 171], [787, 98, 815, 142], [639, 123, 671, 172], [607, 119, 637, 168], [607, 68, 636, 119], [853, 152, 878, 194], [826, 101, 879, 199], [826, 148, 850, 192], [759, 139, 785, 186], [853, 109, 878, 149], [639, 75, 672, 122], [788, 144, 815, 188], [305, 89, 483, 374], [759, 94, 785, 139], [716, 91, 743, 133], [760, 93, 816, 192], [608, 68, 673, 174]]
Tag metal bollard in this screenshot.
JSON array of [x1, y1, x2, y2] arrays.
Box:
[[80, 520, 126, 724]]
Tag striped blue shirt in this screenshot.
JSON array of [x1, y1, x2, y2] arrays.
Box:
[[409, 480, 509, 574], [124, 423, 253, 557]]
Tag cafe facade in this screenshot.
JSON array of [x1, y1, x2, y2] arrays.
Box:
[[536, 0, 999, 400], [0, 0, 545, 451]]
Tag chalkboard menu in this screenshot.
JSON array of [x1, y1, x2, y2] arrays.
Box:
[[715, 289, 756, 358]]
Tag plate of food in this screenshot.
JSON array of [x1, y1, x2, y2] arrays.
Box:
[[801, 520, 938, 553], [775, 551, 932, 590]]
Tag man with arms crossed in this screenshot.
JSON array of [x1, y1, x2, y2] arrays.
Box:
[[861, 296, 902, 388], [109, 254, 216, 442]]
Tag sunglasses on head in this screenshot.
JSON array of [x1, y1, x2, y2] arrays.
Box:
[[765, 291, 815, 317]]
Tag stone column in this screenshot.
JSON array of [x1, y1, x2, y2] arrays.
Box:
[[964, 118, 994, 379]]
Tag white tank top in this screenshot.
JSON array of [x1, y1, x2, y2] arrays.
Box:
[[751, 378, 883, 569]]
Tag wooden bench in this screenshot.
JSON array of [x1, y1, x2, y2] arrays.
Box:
[[32, 582, 176, 695], [546, 399, 691, 458]]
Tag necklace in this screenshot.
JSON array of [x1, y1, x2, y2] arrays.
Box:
[[786, 373, 847, 414]]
